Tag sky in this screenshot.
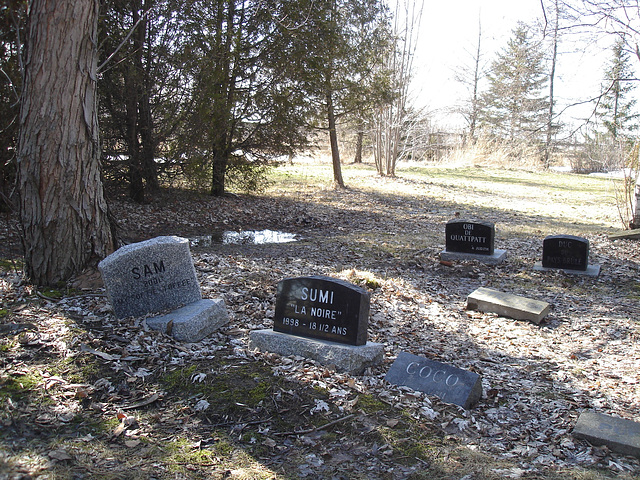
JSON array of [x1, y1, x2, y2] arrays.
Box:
[[410, 0, 614, 133]]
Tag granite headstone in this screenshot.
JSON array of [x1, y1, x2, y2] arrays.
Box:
[[273, 275, 370, 346], [98, 236, 202, 318], [385, 352, 482, 409], [542, 234, 589, 271], [445, 220, 495, 255]]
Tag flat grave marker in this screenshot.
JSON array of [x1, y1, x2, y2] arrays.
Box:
[[441, 220, 506, 264], [385, 352, 482, 409], [467, 287, 550, 324], [534, 234, 600, 276], [573, 411, 640, 458], [273, 275, 370, 346]]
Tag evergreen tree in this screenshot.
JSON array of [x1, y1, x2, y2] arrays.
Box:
[[281, 0, 393, 188], [479, 22, 549, 143], [597, 37, 639, 140], [98, 0, 159, 203], [0, 0, 25, 211], [173, 0, 313, 196]]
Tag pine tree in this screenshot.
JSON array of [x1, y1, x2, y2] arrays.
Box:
[[479, 22, 549, 143], [597, 37, 639, 141]]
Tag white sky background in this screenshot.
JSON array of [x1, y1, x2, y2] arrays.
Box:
[[411, 0, 616, 134]]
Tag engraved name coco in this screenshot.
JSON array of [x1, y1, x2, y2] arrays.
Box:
[[405, 361, 460, 387]]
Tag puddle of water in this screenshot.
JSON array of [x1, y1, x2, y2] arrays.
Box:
[[190, 230, 298, 247]]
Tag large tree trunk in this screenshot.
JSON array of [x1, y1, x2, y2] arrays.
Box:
[[17, 0, 114, 286]]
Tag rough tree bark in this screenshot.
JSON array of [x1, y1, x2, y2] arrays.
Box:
[[17, 0, 114, 286]]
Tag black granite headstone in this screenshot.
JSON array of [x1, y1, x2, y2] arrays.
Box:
[[445, 220, 495, 255], [273, 276, 370, 346], [385, 352, 482, 409], [542, 234, 589, 271]]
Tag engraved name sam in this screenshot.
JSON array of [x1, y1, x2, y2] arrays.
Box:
[[131, 260, 166, 279]]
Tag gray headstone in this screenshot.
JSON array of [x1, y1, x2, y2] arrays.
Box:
[[573, 411, 640, 458], [467, 287, 550, 324], [249, 329, 383, 375], [98, 236, 202, 318], [385, 352, 482, 409], [273, 276, 370, 346]]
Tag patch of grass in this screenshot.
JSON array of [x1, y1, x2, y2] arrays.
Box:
[[0, 372, 41, 402], [344, 268, 384, 290], [167, 437, 228, 465], [0, 258, 22, 272], [163, 435, 277, 478], [356, 393, 388, 414], [38, 285, 82, 300], [49, 354, 101, 385], [161, 361, 281, 414]]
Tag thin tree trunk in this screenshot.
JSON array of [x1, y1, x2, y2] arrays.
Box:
[[327, 91, 345, 188], [17, 0, 113, 286], [211, 147, 228, 196], [210, 0, 236, 197], [469, 16, 482, 145], [137, 0, 158, 192], [354, 130, 364, 164], [544, 0, 559, 169], [125, 58, 144, 203]]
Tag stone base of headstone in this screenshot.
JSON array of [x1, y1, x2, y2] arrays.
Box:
[[533, 262, 600, 277], [573, 411, 640, 458], [467, 287, 550, 325], [145, 298, 229, 342], [440, 249, 506, 265], [248, 329, 384, 375]]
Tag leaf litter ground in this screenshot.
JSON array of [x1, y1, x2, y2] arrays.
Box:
[[1, 162, 639, 479]]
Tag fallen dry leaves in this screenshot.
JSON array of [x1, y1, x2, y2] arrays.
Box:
[[1, 164, 639, 479]]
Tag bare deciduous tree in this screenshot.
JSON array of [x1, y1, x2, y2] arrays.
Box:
[[454, 13, 485, 146], [372, 0, 423, 176]]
